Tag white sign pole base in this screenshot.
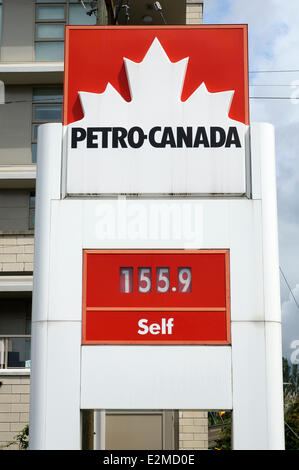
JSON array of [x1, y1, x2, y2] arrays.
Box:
[[29, 122, 284, 450]]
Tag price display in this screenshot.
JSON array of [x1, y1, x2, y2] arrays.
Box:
[[120, 267, 191, 294], [83, 250, 231, 345]]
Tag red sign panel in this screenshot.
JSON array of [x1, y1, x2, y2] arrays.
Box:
[[82, 250, 231, 345], [64, 25, 249, 126]]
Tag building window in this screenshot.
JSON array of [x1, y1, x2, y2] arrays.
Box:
[[0, 299, 32, 369], [35, 0, 96, 61], [31, 86, 63, 163], [29, 192, 36, 229]]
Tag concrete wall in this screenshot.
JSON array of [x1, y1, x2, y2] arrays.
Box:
[[186, 1, 203, 24], [1, 0, 35, 62], [0, 234, 34, 272], [0, 190, 31, 231], [0, 373, 30, 450], [179, 411, 208, 450], [0, 86, 32, 165]]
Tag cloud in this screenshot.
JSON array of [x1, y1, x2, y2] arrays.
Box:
[[203, 0, 299, 348]]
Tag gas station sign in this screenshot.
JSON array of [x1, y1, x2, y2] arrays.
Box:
[[82, 250, 231, 345], [64, 26, 249, 196], [29, 22, 285, 451]]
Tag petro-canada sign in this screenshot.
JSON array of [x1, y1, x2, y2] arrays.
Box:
[[64, 26, 249, 196]]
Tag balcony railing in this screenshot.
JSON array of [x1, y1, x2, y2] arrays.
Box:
[[0, 335, 31, 369]]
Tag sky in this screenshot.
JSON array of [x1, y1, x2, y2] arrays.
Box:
[[203, 0, 299, 363]]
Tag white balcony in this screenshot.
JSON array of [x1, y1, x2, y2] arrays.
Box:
[[0, 165, 36, 188]]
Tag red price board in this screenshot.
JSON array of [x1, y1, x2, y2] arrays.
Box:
[[82, 250, 231, 345]]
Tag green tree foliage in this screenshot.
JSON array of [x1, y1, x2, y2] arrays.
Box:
[[283, 358, 299, 450], [283, 358, 299, 399], [284, 398, 299, 450], [4, 424, 29, 450], [210, 359, 299, 450], [209, 411, 232, 450], [213, 421, 231, 450]]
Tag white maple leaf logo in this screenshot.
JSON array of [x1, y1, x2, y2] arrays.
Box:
[[66, 38, 248, 195], [74, 37, 244, 127]]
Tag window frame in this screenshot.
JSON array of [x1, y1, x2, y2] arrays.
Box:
[[36, 3, 67, 24], [34, 1, 96, 60], [35, 2, 66, 59], [0, 336, 32, 369], [29, 191, 36, 230], [35, 22, 66, 42], [31, 85, 63, 163], [0, 298, 32, 370]]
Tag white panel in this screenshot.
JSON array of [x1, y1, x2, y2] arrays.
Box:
[[29, 322, 48, 449], [231, 322, 268, 449], [228, 200, 264, 322], [30, 321, 82, 450], [36, 123, 62, 200], [82, 198, 205, 249], [250, 124, 262, 200], [200, 201, 229, 247], [44, 321, 81, 450], [81, 346, 232, 410], [48, 200, 83, 321], [264, 322, 285, 449], [32, 123, 62, 323], [259, 124, 281, 323]]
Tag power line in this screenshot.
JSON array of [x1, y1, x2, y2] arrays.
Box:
[[3, 96, 299, 105], [249, 96, 299, 100], [250, 84, 299, 87], [4, 98, 63, 104], [250, 70, 299, 73], [280, 266, 299, 311], [285, 420, 299, 441]]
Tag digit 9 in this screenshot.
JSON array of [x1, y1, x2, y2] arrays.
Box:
[[178, 267, 192, 293]]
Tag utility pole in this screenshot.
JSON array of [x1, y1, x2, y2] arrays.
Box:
[[96, 0, 108, 24]]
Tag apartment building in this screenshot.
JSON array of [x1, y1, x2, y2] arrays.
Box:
[[0, 0, 207, 449]]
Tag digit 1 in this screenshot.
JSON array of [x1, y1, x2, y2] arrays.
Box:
[[120, 267, 133, 293]]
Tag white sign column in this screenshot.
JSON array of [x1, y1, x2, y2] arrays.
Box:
[[29, 124, 82, 449], [29, 122, 285, 449], [231, 123, 285, 449]]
